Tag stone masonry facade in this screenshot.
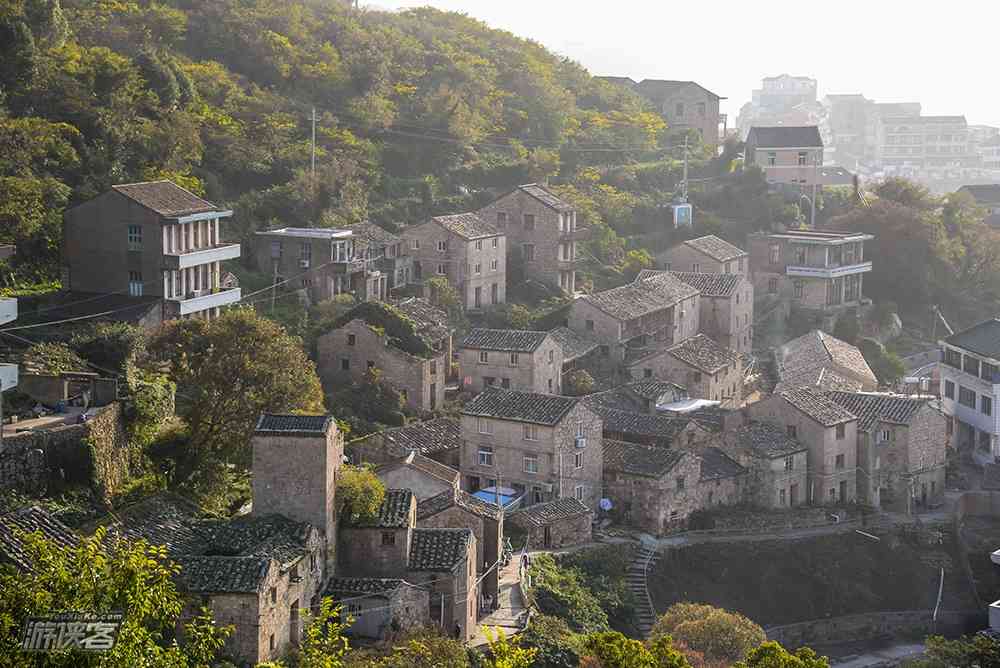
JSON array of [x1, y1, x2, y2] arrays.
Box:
[[459, 336, 563, 395]]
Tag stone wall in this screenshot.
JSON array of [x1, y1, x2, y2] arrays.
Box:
[[511, 510, 592, 550], [765, 609, 982, 648], [459, 337, 563, 395], [339, 525, 412, 579]]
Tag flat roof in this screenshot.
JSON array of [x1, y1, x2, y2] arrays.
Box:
[[255, 227, 353, 240], [765, 229, 874, 244]]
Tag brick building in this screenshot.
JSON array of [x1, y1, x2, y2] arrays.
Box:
[[459, 329, 563, 394], [745, 126, 824, 186], [506, 498, 592, 550], [402, 213, 506, 311], [347, 418, 462, 469], [460, 388, 603, 509], [656, 235, 748, 276], [568, 272, 700, 362], [628, 334, 744, 406], [773, 329, 878, 393], [63, 180, 242, 322], [478, 183, 587, 294]]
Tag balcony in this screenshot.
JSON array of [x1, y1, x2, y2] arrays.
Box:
[[557, 226, 590, 241], [0, 362, 17, 391], [555, 256, 585, 270], [786, 261, 872, 279], [163, 243, 241, 270], [332, 257, 368, 274], [0, 297, 16, 326], [168, 287, 242, 316]]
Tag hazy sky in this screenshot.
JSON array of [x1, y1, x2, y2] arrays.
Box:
[[369, 0, 998, 127]]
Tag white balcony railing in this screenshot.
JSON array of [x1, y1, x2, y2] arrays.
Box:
[[169, 287, 242, 316], [0, 297, 16, 326], [785, 261, 873, 279], [0, 363, 17, 391], [163, 243, 241, 270]]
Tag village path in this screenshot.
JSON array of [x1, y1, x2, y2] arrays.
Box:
[[470, 557, 527, 647]]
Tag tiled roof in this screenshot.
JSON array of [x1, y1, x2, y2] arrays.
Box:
[[193, 514, 315, 567], [775, 330, 877, 392], [175, 556, 273, 594], [112, 181, 220, 218], [408, 528, 472, 571], [518, 183, 574, 212], [325, 577, 407, 598], [636, 79, 724, 101], [380, 418, 462, 457], [349, 221, 401, 246], [462, 388, 578, 426], [683, 235, 747, 262], [699, 447, 746, 481], [416, 489, 502, 521], [581, 272, 698, 321], [548, 327, 599, 362], [432, 213, 499, 240], [377, 452, 459, 487], [353, 489, 414, 529], [103, 492, 207, 556], [747, 126, 823, 148], [462, 328, 550, 353], [0, 506, 78, 571], [668, 272, 741, 297], [255, 414, 333, 435], [663, 334, 741, 373], [779, 387, 856, 427], [945, 318, 1000, 359], [602, 440, 687, 478], [734, 421, 808, 458], [625, 380, 688, 402], [827, 392, 929, 432], [582, 400, 692, 443], [394, 298, 452, 344], [508, 498, 592, 528]]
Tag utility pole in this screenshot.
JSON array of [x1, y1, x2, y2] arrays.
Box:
[[310, 107, 318, 185], [271, 261, 278, 312], [681, 135, 689, 203], [810, 149, 818, 228]]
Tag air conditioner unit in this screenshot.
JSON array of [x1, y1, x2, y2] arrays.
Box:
[[299, 259, 311, 268], [575, 436, 587, 449]]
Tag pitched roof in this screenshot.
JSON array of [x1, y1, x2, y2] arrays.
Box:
[[682, 235, 747, 262], [775, 330, 877, 392], [377, 452, 459, 487], [507, 498, 591, 528], [394, 298, 452, 344], [548, 326, 599, 362], [734, 421, 808, 458], [747, 126, 824, 148], [379, 418, 462, 457], [583, 400, 694, 443], [353, 489, 414, 529], [104, 492, 209, 556], [324, 577, 408, 598], [635, 79, 724, 101], [112, 181, 220, 218], [461, 388, 579, 426], [517, 183, 574, 212], [667, 271, 742, 297], [945, 318, 1000, 359], [662, 334, 741, 374], [779, 387, 856, 427], [432, 213, 499, 240], [602, 440, 687, 478], [581, 272, 697, 321], [255, 414, 333, 435], [191, 514, 315, 567], [462, 328, 550, 353], [626, 380, 688, 402], [175, 556, 274, 594], [0, 506, 78, 571], [349, 221, 401, 246], [827, 392, 929, 432], [959, 184, 1000, 205], [416, 489, 502, 521], [408, 528, 472, 571], [699, 447, 746, 481]]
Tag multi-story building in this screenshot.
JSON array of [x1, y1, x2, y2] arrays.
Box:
[[714, 421, 809, 509], [939, 318, 1000, 463], [656, 235, 749, 276], [459, 388, 603, 509], [824, 94, 875, 168], [63, 180, 242, 321], [403, 213, 506, 311], [738, 75, 819, 138], [0, 296, 17, 401], [958, 184, 1000, 228], [627, 333, 744, 406], [745, 126, 824, 186], [568, 272, 700, 362], [748, 229, 873, 315], [459, 329, 563, 394], [634, 80, 725, 149], [829, 392, 947, 511], [477, 184, 586, 295], [877, 115, 973, 171], [976, 138, 1000, 171], [773, 329, 878, 394], [253, 226, 389, 304], [750, 387, 859, 504]]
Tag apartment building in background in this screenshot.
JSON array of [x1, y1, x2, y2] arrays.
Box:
[[745, 126, 824, 186], [939, 318, 1000, 464], [64, 180, 242, 321], [477, 184, 586, 295], [877, 115, 973, 172], [403, 214, 506, 311]]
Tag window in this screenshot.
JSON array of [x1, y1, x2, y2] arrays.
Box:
[[270, 634, 275, 652], [943, 348, 962, 369], [523, 455, 539, 474], [479, 351, 489, 364], [768, 278, 778, 294], [946, 416, 954, 436], [496, 212, 508, 227], [983, 362, 997, 382], [697, 101, 706, 117], [341, 359, 350, 371], [128, 271, 143, 296], [944, 380, 955, 399], [836, 424, 845, 439], [478, 446, 494, 466], [879, 429, 891, 443], [410, 239, 420, 250], [779, 489, 786, 506], [983, 395, 993, 417], [574, 451, 584, 468], [692, 263, 700, 272], [547, 378, 553, 392], [784, 456, 794, 471], [270, 587, 277, 604], [347, 334, 356, 346], [475, 240, 483, 251], [767, 151, 776, 166], [310, 553, 317, 571], [769, 244, 780, 264], [381, 531, 395, 546], [491, 283, 498, 304], [548, 350, 554, 364], [964, 355, 980, 376], [798, 151, 808, 166], [523, 424, 538, 441], [793, 280, 804, 299], [835, 454, 845, 469], [474, 263, 482, 274], [437, 240, 448, 252], [981, 430, 992, 452], [675, 102, 684, 116], [501, 378, 510, 389], [490, 258, 498, 271], [829, 488, 836, 501], [676, 476, 685, 491], [586, 319, 594, 331], [430, 360, 437, 375], [300, 241, 312, 264], [574, 485, 584, 501], [787, 425, 797, 438], [271, 240, 283, 258], [959, 386, 977, 409], [478, 418, 493, 435], [523, 244, 535, 262], [437, 263, 446, 275], [644, 368, 653, 378], [509, 352, 519, 367], [127, 225, 142, 250], [492, 237, 499, 248], [738, 257, 745, 272], [523, 214, 535, 230]]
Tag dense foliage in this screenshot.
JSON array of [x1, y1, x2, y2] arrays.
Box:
[[650, 603, 766, 665]]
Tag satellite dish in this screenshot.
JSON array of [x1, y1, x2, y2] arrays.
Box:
[[599, 498, 613, 511]]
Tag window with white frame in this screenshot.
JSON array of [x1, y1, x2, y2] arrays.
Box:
[[437, 240, 447, 252], [475, 240, 483, 251], [128, 271, 143, 296], [474, 263, 482, 274], [523, 424, 538, 441], [492, 237, 498, 248], [410, 239, 420, 250], [478, 446, 494, 466], [574, 485, 584, 501], [127, 225, 142, 251], [523, 455, 539, 474], [437, 263, 446, 275], [478, 418, 493, 435], [490, 258, 498, 271], [574, 451, 584, 469], [509, 352, 519, 367], [479, 351, 488, 364]]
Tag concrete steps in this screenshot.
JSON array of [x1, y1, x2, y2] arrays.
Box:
[[627, 546, 659, 637]]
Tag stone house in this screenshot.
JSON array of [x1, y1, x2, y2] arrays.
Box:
[[376, 451, 460, 501], [460, 388, 604, 509], [656, 235, 748, 276], [324, 578, 429, 640], [744, 126, 824, 186], [315, 300, 450, 413], [459, 328, 563, 394], [773, 329, 878, 393], [583, 400, 714, 449], [714, 421, 810, 508], [568, 272, 700, 362], [402, 213, 506, 311], [584, 380, 689, 415], [477, 183, 587, 294], [506, 498, 592, 550], [548, 326, 602, 377], [350, 221, 414, 294], [750, 387, 859, 504], [828, 392, 947, 511], [347, 418, 462, 469], [628, 334, 744, 406], [648, 270, 755, 355], [417, 488, 503, 605], [634, 80, 724, 149]]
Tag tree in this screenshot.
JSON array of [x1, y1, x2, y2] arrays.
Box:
[[426, 276, 466, 328], [650, 603, 766, 665], [832, 313, 860, 346], [343, 629, 469, 667], [517, 614, 580, 668], [0, 527, 231, 667], [646, 635, 693, 668], [564, 370, 595, 396], [135, 50, 181, 110], [296, 597, 353, 668], [581, 631, 656, 668], [529, 554, 609, 633], [0, 19, 35, 93], [901, 634, 1000, 668], [482, 627, 538, 668], [735, 641, 829, 668], [70, 322, 146, 375], [338, 464, 386, 524], [620, 249, 653, 282]]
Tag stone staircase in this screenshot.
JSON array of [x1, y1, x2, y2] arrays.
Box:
[[627, 544, 659, 637]]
